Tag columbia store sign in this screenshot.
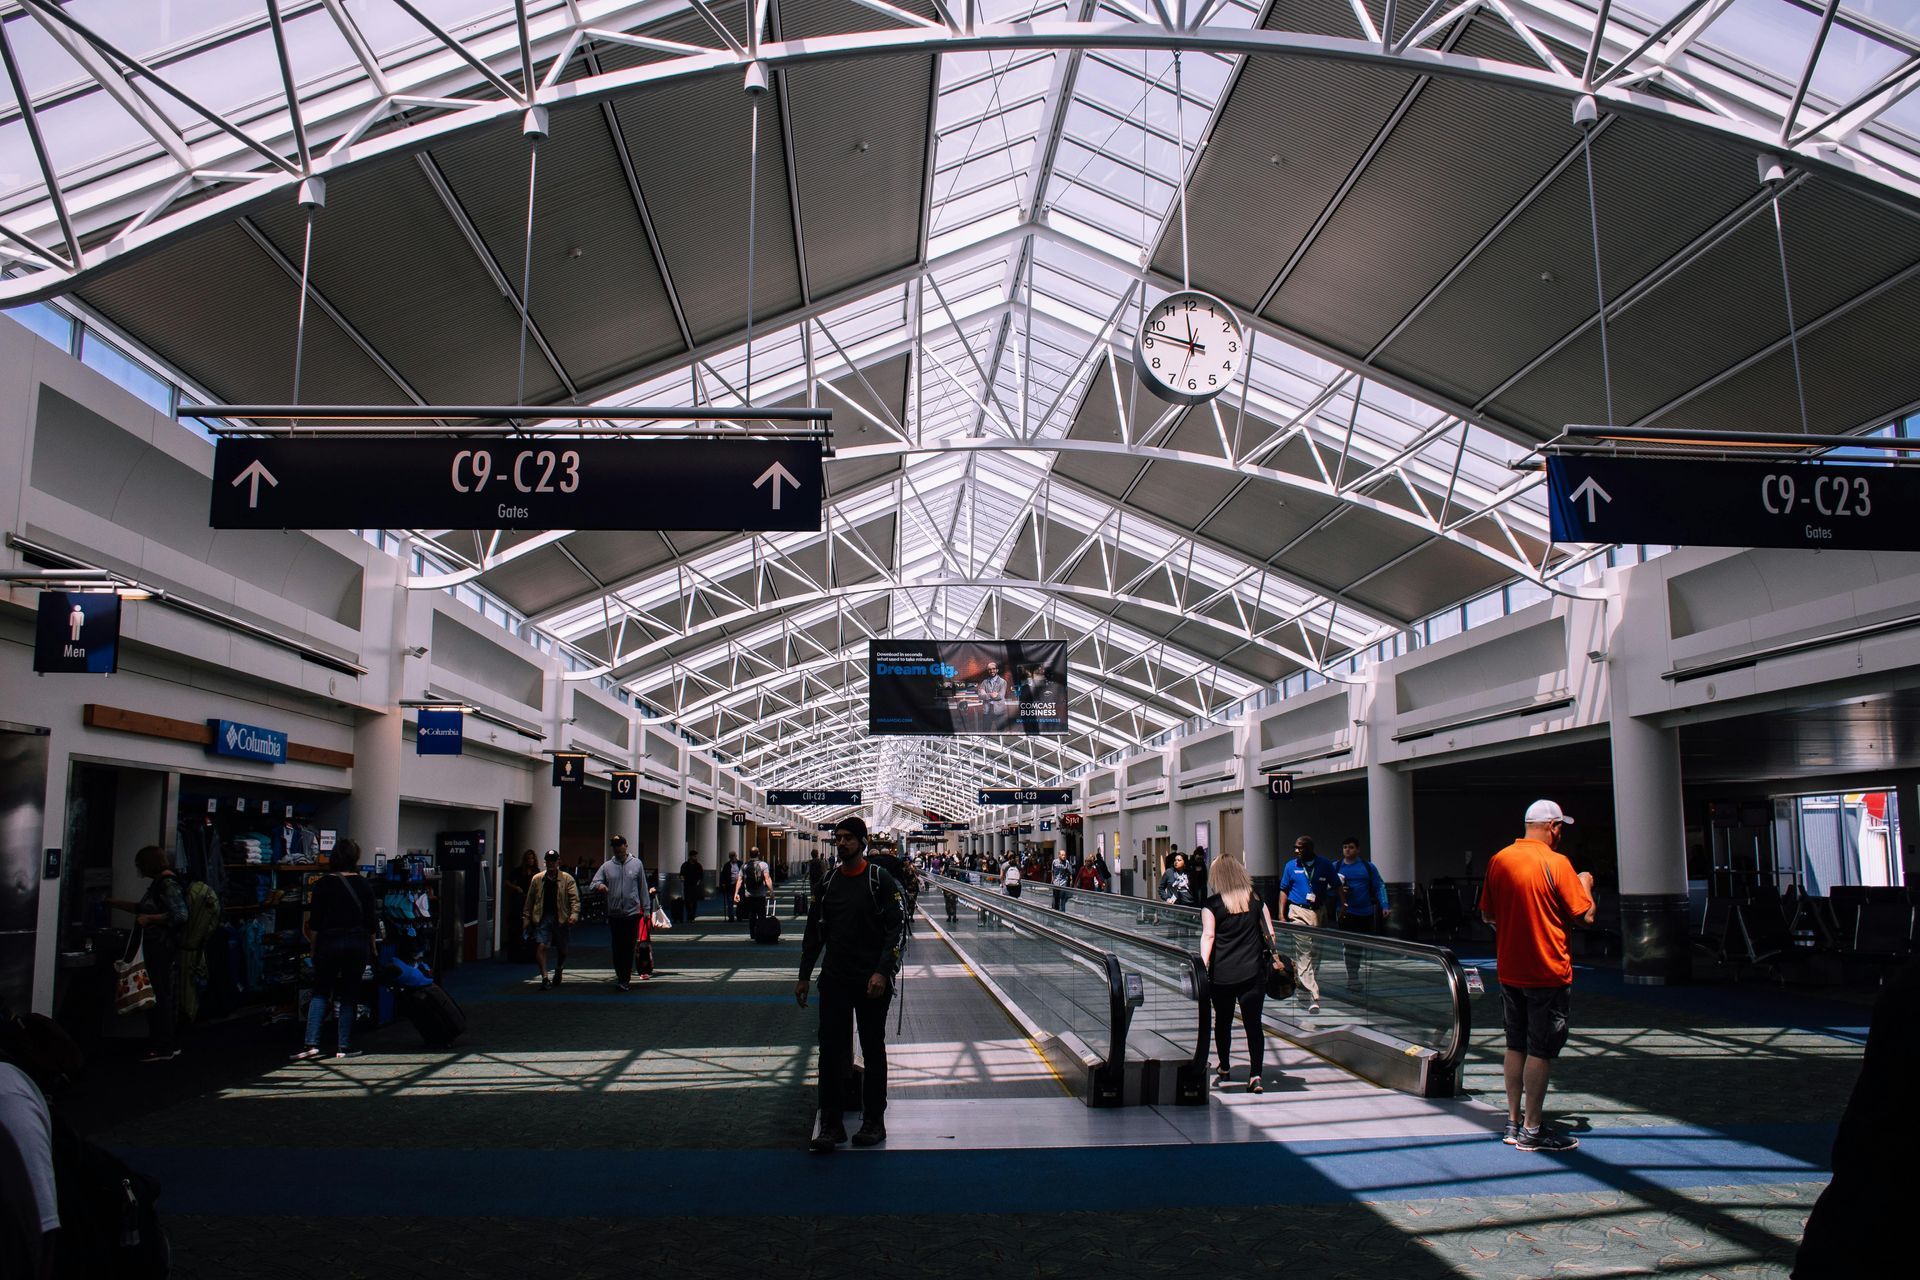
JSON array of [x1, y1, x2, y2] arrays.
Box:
[[207, 718, 288, 764]]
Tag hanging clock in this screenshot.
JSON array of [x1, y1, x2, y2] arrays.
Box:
[[1132, 290, 1243, 406]]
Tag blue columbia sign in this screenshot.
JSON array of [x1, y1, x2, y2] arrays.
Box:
[[416, 708, 464, 756], [207, 718, 288, 764]]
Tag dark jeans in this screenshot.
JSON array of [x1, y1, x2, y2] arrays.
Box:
[[817, 974, 891, 1123], [146, 938, 181, 1054], [1209, 976, 1265, 1077], [724, 888, 739, 920], [681, 880, 701, 920], [1337, 910, 1382, 984], [1052, 888, 1069, 911], [742, 894, 768, 926], [608, 914, 640, 984]]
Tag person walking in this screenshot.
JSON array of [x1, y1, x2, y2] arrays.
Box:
[[1050, 849, 1073, 911], [107, 846, 189, 1062], [292, 838, 378, 1060], [796, 817, 906, 1153], [1002, 857, 1022, 898], [590, 835, 653, 991], [523, 850, 580, 988], [1479, 800, 1594, 1153], [1199, 854, 1274, 1092], [723, 852, 743, 921], [736, 846, 772, 926], [679, 851, 705, 925], [1157, 852, 1194, 907], [1188, 845, 1210, 902], [1277, 836, 1338, 1014], [1334, 836, 1390, 989], [1092, 849, 1112, 891]]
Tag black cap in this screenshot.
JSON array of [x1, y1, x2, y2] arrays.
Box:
[[543, 849, 559, 861]]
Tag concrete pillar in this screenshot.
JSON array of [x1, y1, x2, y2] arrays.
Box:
[[1611, 709, 1691, 984], [719, 811, 740, 861], [1116, 807, 1136, 896], [1367, 762, 1417, 937], [696, 807, 719, 875], [351, 545, 408, 858], [525, 767, 562, 858], [660, 796, 689, 892], [1242, 780, 1276, 909]]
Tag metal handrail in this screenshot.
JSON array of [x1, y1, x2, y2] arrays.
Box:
[[938, 875, 1208, 1082], [933, 875, 1129, 1078], [1047, 881, 1474, 1082]]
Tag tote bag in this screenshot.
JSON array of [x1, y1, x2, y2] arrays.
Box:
[[115, 930, 157, 1015]]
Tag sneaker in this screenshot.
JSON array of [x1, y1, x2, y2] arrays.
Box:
[[539, 975, 551, 990], [334, 1048, 364, 1060], [1515, 1127, 1579, 1153], [140, 1049, 180, 1063], [851, 1120, 887, 1148], [1502, 1121, 1522, 1145], [553, 969, 564, 985], [1307, 1001, 1321, 1014], [615, 982, 630, 992], [1214, 1065, 1232, 1086], [289, 1046, 323, 1062], [1247, 1076, 1264, 1094], [809, 1121, 848, 1154], [638, 974, 651, 982]]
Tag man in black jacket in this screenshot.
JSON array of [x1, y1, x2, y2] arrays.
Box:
[[795, 816, 906, 1153]]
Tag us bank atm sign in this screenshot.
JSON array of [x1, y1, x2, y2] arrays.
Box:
[[207, 718, 288, 764]]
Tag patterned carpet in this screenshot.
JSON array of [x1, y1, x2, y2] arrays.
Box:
[[70, 907, 1863, 1279]]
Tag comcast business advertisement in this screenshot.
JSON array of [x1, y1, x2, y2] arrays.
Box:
[[868, 640, 1069, 736]]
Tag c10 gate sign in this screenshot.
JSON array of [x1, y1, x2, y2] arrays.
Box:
[[1546, 455, 1916, 552], [210, 437, 823, 531]]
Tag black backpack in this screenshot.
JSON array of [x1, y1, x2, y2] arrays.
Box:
[[51, 1113, 169, 1279]]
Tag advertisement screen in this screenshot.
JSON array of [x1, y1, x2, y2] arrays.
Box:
[[868, 640, 1069, 736]]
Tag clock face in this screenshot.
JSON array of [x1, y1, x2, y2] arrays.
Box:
[[1132, 291, 1242, 405]]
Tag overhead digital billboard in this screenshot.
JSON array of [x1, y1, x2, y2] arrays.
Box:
[[868, 640, 1069, 736]]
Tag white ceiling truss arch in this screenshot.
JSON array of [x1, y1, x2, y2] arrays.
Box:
[[2, 0, 1918, 289], [13, 1, 1920, 824]]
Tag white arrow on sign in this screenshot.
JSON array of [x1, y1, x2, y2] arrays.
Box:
[[231, 458, 279, 509], [1570, 475, 1612, 522], [753, 461, 799, 511]]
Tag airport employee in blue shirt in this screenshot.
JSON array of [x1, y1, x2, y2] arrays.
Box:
[[1276, 837, 1337, 1013], [1334, 836, 1390, 988]]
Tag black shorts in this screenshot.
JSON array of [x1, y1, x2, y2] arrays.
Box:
[[1501, 983, 1572, 1059]]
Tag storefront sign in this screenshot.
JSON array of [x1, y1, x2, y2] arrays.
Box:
[[1039, 819, 1053, 831], [34, 591, 120, 674], [612, 772, 638, 799], [551, 752, 587, 787], [416, 708, 463, 755], [729, 811, 748, 826], [207, 718, 288, 764]]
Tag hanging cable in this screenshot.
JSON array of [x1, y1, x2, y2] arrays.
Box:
[[514, 110, 548, 413], [1770, 177, 1812, 435], [1175, 50, 1191, 290], [1575, 96, 1613, 427], [291, 209, 314, 407]]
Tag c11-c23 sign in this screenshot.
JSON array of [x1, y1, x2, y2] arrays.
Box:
[[868, 640, 1068, 737]]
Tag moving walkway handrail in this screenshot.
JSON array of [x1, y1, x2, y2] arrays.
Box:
[[1047, 882, 1474, 1082], [933, 876, 1129, 1078], [937, 875, 1208, 1082]]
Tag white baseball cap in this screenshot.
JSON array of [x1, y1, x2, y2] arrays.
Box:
[[1524, 799, 1573, 825]]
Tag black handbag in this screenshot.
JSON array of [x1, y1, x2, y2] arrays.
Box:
[[1259, 910, 1298, 1001]]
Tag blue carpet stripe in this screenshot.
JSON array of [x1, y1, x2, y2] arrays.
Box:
[[121, 1123, 1831, 1218]]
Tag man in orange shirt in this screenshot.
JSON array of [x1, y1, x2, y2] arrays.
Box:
[[1479, 800, 1595, 1153]]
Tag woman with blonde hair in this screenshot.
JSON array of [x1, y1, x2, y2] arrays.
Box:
[[1199, 854, 1274, 1092]]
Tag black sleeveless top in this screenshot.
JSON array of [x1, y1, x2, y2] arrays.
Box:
[[1205, 893, 1265, 985]]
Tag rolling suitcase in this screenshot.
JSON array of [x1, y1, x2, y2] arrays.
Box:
[[403, 983, 467, 1047], [751, 912, 782, 944], [793, 891, 810, 918]]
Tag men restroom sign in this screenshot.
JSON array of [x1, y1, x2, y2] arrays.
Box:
[[34, 591, 120, 674]]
